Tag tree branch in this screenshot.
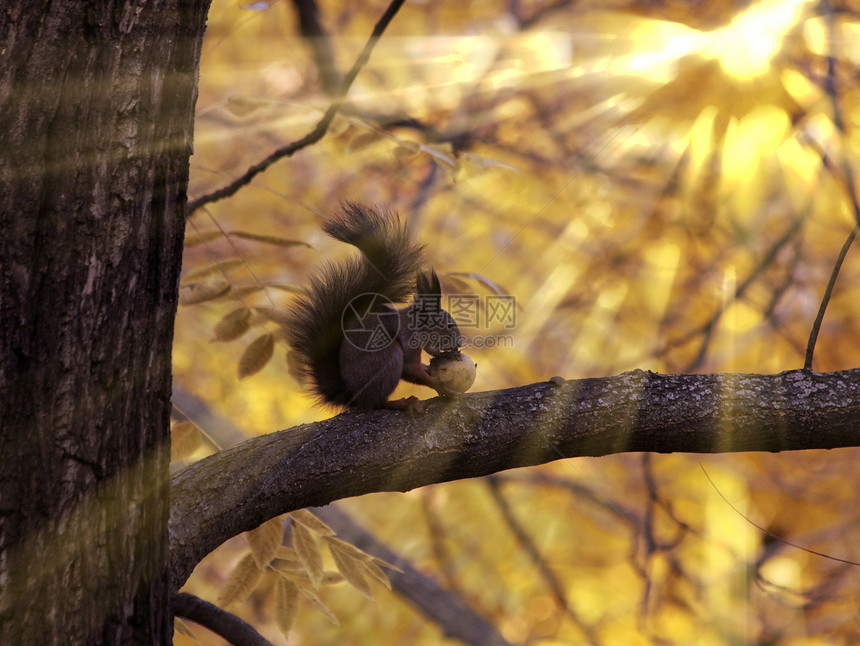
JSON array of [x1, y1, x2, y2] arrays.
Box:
[[187, 0, 407, 215], [172, 387, 513, 645], [169, 368, 860, 588], [172, 592, 273, 646]]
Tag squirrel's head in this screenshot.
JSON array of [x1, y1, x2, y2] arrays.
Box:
[[412, 269, 462, 355]]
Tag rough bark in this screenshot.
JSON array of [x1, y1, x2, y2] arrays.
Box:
[[0, 2, 209, 644], [170, 367, 860, 588]]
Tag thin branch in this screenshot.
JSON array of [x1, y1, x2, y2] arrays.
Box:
[[794, 137, 858, 370], [680, 212, 806, 372], [172, 592, 273, 646], [640, 454, 691, 550], [486, 476, 598, 645], [420, 492, 459, 590], [493, 472, 641, 531], [699, 465, 860, 567], [187, 0, 408, 216], [637, 454, 694, 623], [804, 225, 858, 370], [311, 505, 513, 646]]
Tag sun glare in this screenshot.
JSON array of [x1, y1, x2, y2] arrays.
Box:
[[705, 0, 811, 79], [616, 0, 810, 83]]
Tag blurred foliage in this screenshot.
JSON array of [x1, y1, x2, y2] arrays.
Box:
[[173, 0, 860, 643]]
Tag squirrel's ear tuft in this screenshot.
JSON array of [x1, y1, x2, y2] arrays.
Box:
[[416, 269, 442, 298]]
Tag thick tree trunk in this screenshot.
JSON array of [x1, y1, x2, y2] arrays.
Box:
[[0, 3, 209, 644]]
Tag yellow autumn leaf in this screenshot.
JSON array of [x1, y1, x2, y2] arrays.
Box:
[[182, 258, 244, 282], [170, 421, 202, 463], [329, 546, 372, 600], [370, 556, 402, 574], [245, 517, 283, 569], [275, 545, 300, 562], [291, 521, 323, 589], [178, 281, 231, 305], [237, 333, 274, 379], [264, 283, 304, 294], [346, 129, 387, 153], [250, 306, 290, 327], [290, 509, 335, 536], [271, 561, 308, 579], [222, 284, 266, 300], [224, 94, 274, 117], [173, 617, 199, 643], [321, 535, 372, 561], [293, 579, 340, 626], [361, 559, 393, 590], [321, 571, 345, 585], [183, 229, 223, 248], [273, 577, 300, 638], [212, 307, 251, 342], [218, 553, 263, 609], [228, 230, 313, 249]]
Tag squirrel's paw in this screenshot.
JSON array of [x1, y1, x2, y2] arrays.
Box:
[[386, 396, 425, 415], [434, 383, 461, 398]]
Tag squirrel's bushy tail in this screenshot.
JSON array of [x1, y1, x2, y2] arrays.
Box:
[[285, 203, 424, 405], [322, 202, 423, 300]]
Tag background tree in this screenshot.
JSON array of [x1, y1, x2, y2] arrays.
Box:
[[3, 0, 860, 645]]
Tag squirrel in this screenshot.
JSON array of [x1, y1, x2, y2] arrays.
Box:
[[285, 203, 462, 410]]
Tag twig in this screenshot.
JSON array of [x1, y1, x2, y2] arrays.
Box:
[[676, 212, 806, 372], [804, 224, 858, 370], [187, 0, 408, 216], [311, 505, 513, 646], [486, 476, 599, 645], [420, 491, 459, 590], [699, 465, 860, 567], [172, 592, 273, 646]]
